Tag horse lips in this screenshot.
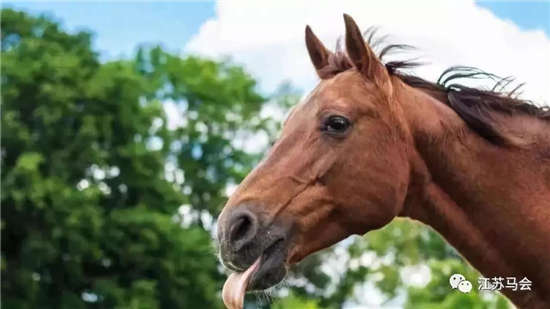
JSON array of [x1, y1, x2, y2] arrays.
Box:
[[222, 257, 261, 309]]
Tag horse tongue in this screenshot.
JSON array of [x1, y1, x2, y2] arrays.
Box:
[[222, 258, 261, 309]]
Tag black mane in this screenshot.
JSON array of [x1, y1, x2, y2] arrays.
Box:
[[325, 27, 550, 145]]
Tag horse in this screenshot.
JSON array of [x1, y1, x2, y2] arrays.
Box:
[[217, 14, 550, 309]]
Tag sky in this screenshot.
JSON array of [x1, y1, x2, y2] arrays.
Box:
[[4, 1, 549, 104], [2, 2, 216, 59]]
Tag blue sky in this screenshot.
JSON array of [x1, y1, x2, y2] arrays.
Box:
[[3, 1, 549, 61], [3, 2, 216, 60], [477, 1, 550, 34]]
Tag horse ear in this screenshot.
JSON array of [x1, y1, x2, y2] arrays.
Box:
[[305, 25, 331, 78], [343, 14, 379, 79]]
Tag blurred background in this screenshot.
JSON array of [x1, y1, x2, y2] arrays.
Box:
[[2, 1, 549, 308]]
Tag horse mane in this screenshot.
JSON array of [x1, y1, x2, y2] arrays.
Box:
[[322, 27, 550, 145]]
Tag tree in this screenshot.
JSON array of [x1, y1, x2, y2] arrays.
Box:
[[1, 9, 267, 308]]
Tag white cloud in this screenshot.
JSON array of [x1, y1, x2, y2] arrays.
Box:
[[185, 0, 549, 104]]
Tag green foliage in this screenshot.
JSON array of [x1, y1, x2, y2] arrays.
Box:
[[1, 8, 267, 308], [271, 293, 320, 309]]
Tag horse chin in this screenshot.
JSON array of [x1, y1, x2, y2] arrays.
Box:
[[248, 238, 288, 290]]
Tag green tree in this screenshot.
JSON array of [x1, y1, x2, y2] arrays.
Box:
[[1, 9, 266, 308]]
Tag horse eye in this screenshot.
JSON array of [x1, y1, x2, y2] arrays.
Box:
[[322, 115, 351, 135]]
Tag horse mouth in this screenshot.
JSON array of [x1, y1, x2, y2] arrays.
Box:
[[248, 238, 287, 290], [222, 238, 288, 308]]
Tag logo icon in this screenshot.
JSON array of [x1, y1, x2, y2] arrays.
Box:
[[458, 280, 473, 293], [449, 273, 472, 293], [449, 274, 465, 289]]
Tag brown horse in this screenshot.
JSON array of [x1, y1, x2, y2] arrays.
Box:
[[218, 14, 550, 309]]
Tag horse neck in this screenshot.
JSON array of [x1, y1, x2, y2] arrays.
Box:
[[392, 79, 550, 308]]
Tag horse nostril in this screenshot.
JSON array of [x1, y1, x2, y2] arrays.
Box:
[[231, 217, 249, 241], [228, 211, 258, 252]]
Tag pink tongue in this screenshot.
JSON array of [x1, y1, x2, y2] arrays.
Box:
[[222, 258, 261, 309]]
